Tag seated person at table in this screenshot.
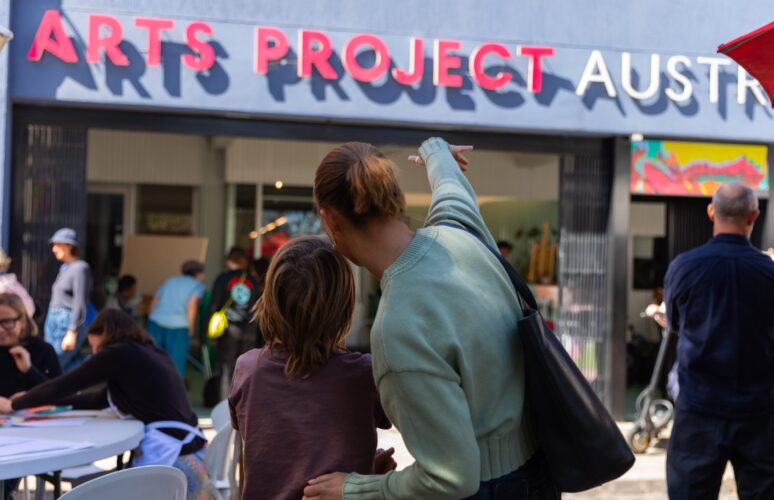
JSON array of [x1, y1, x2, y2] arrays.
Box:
[[0, 293, 61, 398], [228, 236, 394, 500], [0, 309, 218, 500], [0, 292, 61, 500]]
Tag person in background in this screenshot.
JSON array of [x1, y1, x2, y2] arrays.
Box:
[[251, 256, 270, 348], [105, 274, 139, 319], [0, 309, 218, 500], [0, 248, 35, 318], [45, 228, 93, 372], [209, 248, 261, 399], [497, 240, 513, 259], [0, 293, 60, 500], [229, 236, 393, 500], [148, 261, 205, 378], [251, 256, 271, 289], [664, 182, 774, 499], [304, 139, 553, 500]]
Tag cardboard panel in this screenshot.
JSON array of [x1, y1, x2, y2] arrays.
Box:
[[119, 235, 208, 297]]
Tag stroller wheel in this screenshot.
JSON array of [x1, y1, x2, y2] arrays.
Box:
[[628, 427, 652, 454]]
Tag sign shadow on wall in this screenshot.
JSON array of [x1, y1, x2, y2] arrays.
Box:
[[161, 41, 230, 97], [21, 1, 98, 97], [353, 51, 437, 106]]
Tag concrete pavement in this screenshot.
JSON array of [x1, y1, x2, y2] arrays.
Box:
[[378, 422, 740, 500]]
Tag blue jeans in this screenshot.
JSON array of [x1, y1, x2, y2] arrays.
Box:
[[465, 451, 559, 500], [44, 307, 88, 372], [147, 321, 190, 377], [667, 407, 774, 499]]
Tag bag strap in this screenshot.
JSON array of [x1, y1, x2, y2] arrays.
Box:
[[437, 222, 539, 312]]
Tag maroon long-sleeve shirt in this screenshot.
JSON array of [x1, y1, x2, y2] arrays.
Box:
[[228, 348, 390, 500]]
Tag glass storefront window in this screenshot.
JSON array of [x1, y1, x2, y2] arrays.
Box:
[[227, 184, 321, 259], [137, 184, 194, 235], [260, 185, 320, 258]]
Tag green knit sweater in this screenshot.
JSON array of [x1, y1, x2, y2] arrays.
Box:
[[343, 138, 537, 499]]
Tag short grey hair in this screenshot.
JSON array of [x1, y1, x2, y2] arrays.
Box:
[[712, 182, 758, 221]]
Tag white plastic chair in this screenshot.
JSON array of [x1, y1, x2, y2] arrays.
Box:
[[59, 466, 186, 500], [204, 423, 234, 499], [210, 399, 231, 432]]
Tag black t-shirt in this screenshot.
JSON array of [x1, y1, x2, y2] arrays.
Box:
[[13, 341, 204, 454], [0, 336, 61, 398], [209, 270, 261, 325]]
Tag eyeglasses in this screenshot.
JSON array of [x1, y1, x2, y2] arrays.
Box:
[[0, 316, 21, 330]]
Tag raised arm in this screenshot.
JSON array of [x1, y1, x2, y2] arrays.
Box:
[[418, 138, 498, 249]]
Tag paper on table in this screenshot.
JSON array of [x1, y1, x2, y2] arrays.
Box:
[[0, 436, 93, 462], [57, 409, 116, 419], [12, 417, 92, 428]]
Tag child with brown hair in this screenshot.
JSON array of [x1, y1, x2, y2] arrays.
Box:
[[228, 236, 393, 500]]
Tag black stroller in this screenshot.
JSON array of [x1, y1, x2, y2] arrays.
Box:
[[627, 305, 678, 454]]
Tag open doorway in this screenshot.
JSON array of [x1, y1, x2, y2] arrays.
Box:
[[86, 185, 133, 308]]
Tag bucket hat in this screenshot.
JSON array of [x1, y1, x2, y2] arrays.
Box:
[[49, 228, 79, 247]]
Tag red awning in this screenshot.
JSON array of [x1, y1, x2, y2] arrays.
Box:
[[718, 21, 774, 107]]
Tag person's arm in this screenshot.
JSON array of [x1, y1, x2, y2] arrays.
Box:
[[11, 345, 120, 411], [21, 343, 62, 388], [56, 387, 109, 410], [663, 262, 681, 333], [420, 137, 498, 249], [187, 295, 201, 337], [209, 275, 226, 317], [68, 264, 90, 332], [308, 371, 481, 500]]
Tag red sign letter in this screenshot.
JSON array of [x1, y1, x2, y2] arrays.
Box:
[[297, 30, 337, 79], [517, 45, 554, 93], [469, 43, 512, 91], [87, 14, 129, 66], [343, 34, 390, 83], [134, 17, 174, 67], [433, 39, 463, 87], [27, 10, 78, 63], [183, 22, 215, 72], [254, 27, 289, 74], [392, 38, 424, 85]]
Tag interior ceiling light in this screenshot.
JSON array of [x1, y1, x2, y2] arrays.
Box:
[[257, 215, 289, 236]]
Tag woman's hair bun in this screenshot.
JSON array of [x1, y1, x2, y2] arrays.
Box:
[[314, 142, 405, 225]]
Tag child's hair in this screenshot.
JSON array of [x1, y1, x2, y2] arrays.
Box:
[[255, 236, 355, 379]]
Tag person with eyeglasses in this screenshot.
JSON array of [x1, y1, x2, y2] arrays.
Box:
[[0, 292, 61, 500], [0, 293, 61, 399]]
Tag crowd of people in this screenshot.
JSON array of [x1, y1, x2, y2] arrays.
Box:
[[0, 138, 771, 500]]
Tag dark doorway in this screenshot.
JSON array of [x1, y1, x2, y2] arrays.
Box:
[[86, 192, 125, 308]]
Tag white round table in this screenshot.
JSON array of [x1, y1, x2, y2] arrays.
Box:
[[0, 418, 144, 496]]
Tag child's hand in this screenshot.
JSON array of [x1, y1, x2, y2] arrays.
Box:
[[303, 472, 347, 499], [373, 447, 397, 474]]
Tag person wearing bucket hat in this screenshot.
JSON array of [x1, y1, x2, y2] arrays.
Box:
[[45, 228, 93, 372], [0, 248, 35, 318]]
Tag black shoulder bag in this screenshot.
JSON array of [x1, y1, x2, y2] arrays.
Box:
[[440, 222, 634, 492]]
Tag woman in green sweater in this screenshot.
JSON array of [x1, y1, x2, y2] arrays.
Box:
[[303, 138, 557, 500]]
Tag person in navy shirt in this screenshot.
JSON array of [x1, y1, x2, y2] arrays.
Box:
[[664, 182, 774, 499]]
